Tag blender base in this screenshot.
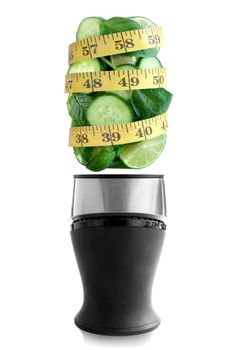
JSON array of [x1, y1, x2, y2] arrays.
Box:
[[74, 316, 160, 336], [71, 217, 165, 337]]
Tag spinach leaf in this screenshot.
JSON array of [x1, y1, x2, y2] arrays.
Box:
[[100, 17, 157, 59], [67, 93, 93, 126], [131, 88, 173, 119], [100, 17, 142, 35]]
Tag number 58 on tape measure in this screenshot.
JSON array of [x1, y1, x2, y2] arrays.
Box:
[[68, 26, 163, 64]]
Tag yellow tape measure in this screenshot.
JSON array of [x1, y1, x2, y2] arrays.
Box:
[[65, 68, 166, 93], [68, 26, 163, 64], [69, 113, 168, 147]]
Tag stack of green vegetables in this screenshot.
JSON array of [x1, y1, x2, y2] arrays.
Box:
[[67, 16, 173, 171]]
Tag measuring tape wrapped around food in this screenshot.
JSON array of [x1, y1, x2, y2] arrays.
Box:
[[65, 16, 173, 171]]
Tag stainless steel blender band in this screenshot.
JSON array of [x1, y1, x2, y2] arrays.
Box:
[[71, 175, 167, 223]]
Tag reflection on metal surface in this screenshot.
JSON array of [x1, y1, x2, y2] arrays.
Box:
[[72, 175, 167, 222]]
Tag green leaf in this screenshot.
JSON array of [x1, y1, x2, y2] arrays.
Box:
[[86, 146, 117, 172], [114, 145, 125, 157], [109, 158, 129, 169], [99, 56, 116, 70], [73, 147, 93, 165], [100, 18, 157, 59], [126, 47, 158, 58], [131, 88, 173, 119], [100, 17, 143, 35], [67, 93, 93, 126]]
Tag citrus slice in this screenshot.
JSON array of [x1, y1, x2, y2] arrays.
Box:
[[120, 133, 167, 169]]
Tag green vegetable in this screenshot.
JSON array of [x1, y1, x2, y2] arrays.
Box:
[[130, 16, 159, 56], [78, 145, 121, 171], [68, 59, 101, 74], [100, 17, 142, 35], [110, 54, 137, 67], [99, 57, 116, 70], [110, 64, 137, 101], [130, 16, 157, 28], [86, 147, 117, 172], [67, 93, 93, 126], [138, 57, 162, 69], [131, 88, 173, 119], [100, 17, 157, 58], [76, 17, 104, 40], [109, 159, 129, 168], [86, 94, 134, 125], [73, 144, 125, 171], [68, 94, 93, 160], [66, 16, 173, 171], [73, 147, 93, 165]]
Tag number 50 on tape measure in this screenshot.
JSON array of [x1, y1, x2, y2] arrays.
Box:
[[65, 68, 166, 94]]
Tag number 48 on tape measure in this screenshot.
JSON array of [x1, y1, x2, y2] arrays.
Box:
[[65, 68, 166, 94]]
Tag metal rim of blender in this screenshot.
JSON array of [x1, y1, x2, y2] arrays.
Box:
[[72, 174, 167, 224], [73, 175, 165, 179], [72, 212, 167, 224]]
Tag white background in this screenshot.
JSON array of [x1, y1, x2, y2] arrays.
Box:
[[0, 0, 232, 349]]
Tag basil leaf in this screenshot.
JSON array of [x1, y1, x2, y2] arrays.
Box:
[[73, 147, 93, 165], [86, 147, 117, 171], [100, 17, 142, 35], [131, 88, 173, 119], [109, 159, 129, 169], [114, 145, 125, 157], [69, 94, 94, 159], [67, 93, 93, 126]]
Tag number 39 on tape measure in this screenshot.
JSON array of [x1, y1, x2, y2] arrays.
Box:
[[69, 113, 168, 147], [68, 26, 163, 64]]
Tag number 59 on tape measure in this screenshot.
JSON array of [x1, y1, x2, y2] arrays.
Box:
[[68, 26, 163, 64]]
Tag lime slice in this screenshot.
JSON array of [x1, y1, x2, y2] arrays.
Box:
[[120, 133, 167, 169]]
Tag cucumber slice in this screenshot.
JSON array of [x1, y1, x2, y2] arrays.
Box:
[[86, 94, 134, 126], [131, 17, 160, 55], [110, 89, 131, 102], [111, 54, 137, 67], [110, 64, 137, 101], [76, 17, 104, 40], [131, 16, 157, 28], [138, 57, 162, 70], [117, 64, 137, 70], [68, 59, 101, 73]]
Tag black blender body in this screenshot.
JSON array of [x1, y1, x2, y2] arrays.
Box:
[[70, 175, 167, 336]]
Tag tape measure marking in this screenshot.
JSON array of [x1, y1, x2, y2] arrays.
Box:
[[65, 68, 166, 93], [68, 26, 163, 64], [69, 113, 168, 147]]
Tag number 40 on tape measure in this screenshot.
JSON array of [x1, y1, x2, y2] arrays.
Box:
[[69, 114, 168, 147]]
